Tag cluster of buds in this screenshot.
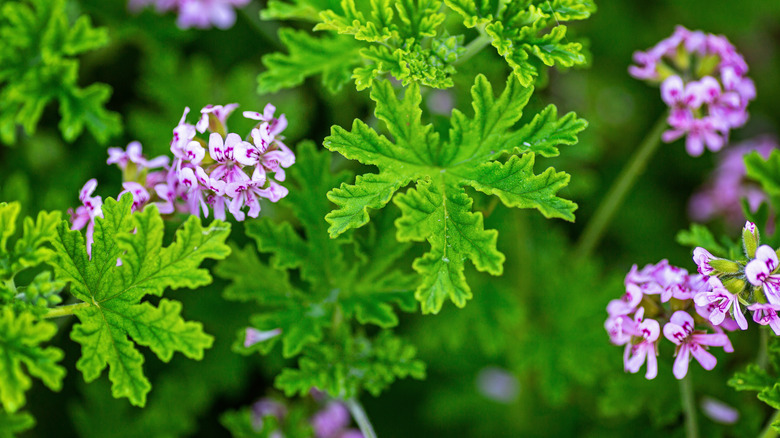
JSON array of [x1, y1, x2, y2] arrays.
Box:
[[689, 136, 777, 227], [605, 222, 780, 380], [128, 0, 250, 29], [68, 103, 294, 256], [629, 26, 756, 156]]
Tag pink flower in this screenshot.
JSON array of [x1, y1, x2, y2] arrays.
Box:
[[746, 245, 780, 304], [622, 308, 660, 380], [747, 303, 780, 335], [244, 327, 282, 348], [693, 247, 717, 275], [663, 311, 731, 379], [605, 313, 638, 346], [693, 277, 748, 329], [129, 0, 250, 30], [629, 259, 690, 302], [607, 283, 643, 316], [68, 179, 103, 258], [118, 182, 151, 213], [688, 138, 777, 226], [630, 26, 755, 157], [196, 103, 239, 133], [107, 141, 169, 170]]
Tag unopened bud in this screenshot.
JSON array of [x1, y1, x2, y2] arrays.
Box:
[[743, 221, 760, 258], [709, 259, 740, 274], [723, 278, 746, 295]]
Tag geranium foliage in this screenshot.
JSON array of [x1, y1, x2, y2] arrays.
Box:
[[218, 142, 424, 399], [0, 0, 121, 145], [48, 196, 230, 407], [324, 74, 586, 313]]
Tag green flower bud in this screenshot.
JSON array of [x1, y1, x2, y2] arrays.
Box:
[[708, 259, 740, 274], [743, 221, 760, 259]]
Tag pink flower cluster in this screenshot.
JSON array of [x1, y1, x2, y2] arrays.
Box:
[[605, 260, 734, 380], [629, 26, 756, 156], [69, 103, 294, 256], [689, 136, 777, 227], [128, 0, 250, 29], [607, 222, 780, 380]]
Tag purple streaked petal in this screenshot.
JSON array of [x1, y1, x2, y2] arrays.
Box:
[[756, 245, 778, 272], [663, 322, 687, 345], [745, 259, 770, 286]]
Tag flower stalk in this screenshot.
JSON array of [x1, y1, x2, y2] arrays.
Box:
[[680, 375, 699, 438], [346, 398, 377, 438], [575, 115, 668, 260]]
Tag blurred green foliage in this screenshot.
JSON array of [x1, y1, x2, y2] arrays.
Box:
[[2, 0, 780, 436]]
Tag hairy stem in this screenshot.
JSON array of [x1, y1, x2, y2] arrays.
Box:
[[42, 302, 90, 319], [680, 374, 699, 438], [574, 116, 668, 260], [346, 398, 377, 438], [760, 410, 780, 438]]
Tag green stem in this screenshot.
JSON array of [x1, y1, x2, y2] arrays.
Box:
[[346, 398, 377, 438], [759, 326, 770, 370], [455, 29, 492, 66], [573, 115, 668, 260], [680, 374, 699, 438], [760, 410, 780, 438], [42, 302, 90, 319]]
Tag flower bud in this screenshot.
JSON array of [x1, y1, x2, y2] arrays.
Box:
[[743, 221, 760, 258], [722, 277, 746, 295], [708, 259, 740, 274]]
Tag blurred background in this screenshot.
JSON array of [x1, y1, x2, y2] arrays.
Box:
[[4, 0, 780, 436]]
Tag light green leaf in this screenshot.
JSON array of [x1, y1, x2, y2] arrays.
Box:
[[0, 308, 65, 413], [48, 197, 230, 406], [218, 143, 418, 396], [446, 0, 595, 85], [258, 28, 363, 94], [325, 75, 583, 312], [0, 410, 35, 438], [0, 0, 121, 145], [275, 331, 425, 398]]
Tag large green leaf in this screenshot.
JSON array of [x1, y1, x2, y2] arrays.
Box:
[[325, 74, 585, 312]]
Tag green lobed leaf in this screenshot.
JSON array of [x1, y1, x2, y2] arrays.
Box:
[[262, 0, 342, 21], [0, 410, 35, 438], [258, 28, 363, 94], [0, 0, 121, 145], [446, 0, 595, 85], [676, 224, 732, 259], [218, 143, 419, 397], [729, 364, 775, 393], [48, 196, 230, 406], [0, 308, 65, 413], [275, 331, 425, 398], [324, 75, 583, 312]]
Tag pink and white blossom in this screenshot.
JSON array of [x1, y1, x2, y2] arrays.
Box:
[[629, 26, 755, 156], [623, 309, 660, 380], [663, 311, 731, 379], [68, 179, 103, 258], [693, 277, 748, 329], [746, 245, 780, 304], [748, 303, 780, 335]]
